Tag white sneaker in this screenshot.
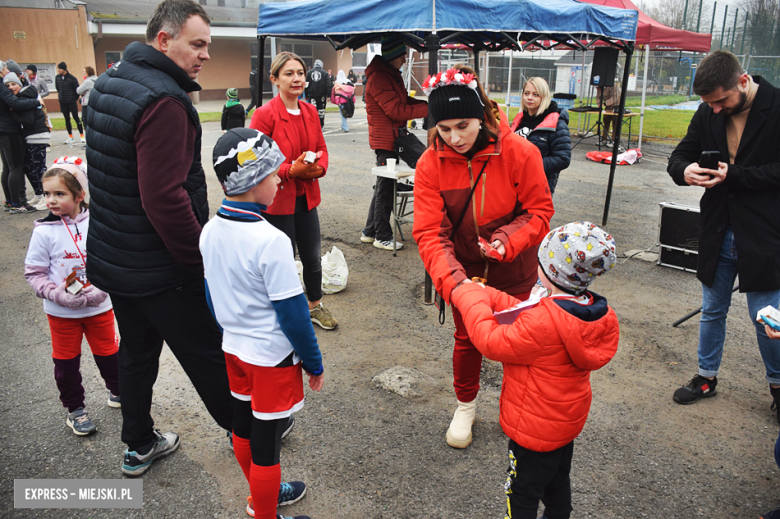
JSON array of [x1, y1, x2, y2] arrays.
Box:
[[373, 239, 403, 251], [78, 136, 85, 144], [34, 202, 49, 211], [64, 137, 74, 145], [446, 399, 476, 448], [28, 195, 42, 206], [360, 232, 375, 243]]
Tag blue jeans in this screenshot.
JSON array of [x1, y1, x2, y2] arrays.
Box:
[[698, 226, 780, 384], [339, 106, 349, 132]]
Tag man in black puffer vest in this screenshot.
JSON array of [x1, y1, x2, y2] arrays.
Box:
[[86, 0, 233, 477]]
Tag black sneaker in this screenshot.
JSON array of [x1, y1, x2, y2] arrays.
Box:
[[282, 414, 295, 440], [761, 508, 780, 519], [673, 374, 718, 405], [9, 203, 37, 214], [121, 429, 180, 476], [770, 385, 780, 424]]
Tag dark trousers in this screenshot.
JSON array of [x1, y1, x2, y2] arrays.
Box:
[[60, 101, 83, 135], [24, 143, 47, 197], [110, 277, 233, 451], [247, 95, 257, 113], [311, 96, 326, 128], [262, 195, 323, 302], [505, 439, 574, 519], [0, 132, 26, 205], [363, 149, 397, 242], [82, 105, 89, 134]]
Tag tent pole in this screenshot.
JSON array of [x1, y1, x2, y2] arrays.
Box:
[[257, 35, 265, 108], [638, 45, 649, 152], [602, 43, 633, 227], [423, 32, 441, 306], [473, 49, 480, 78], [505, 50, 514, 111], [270, 37, 278, 98], [579, 50, 587, 132]]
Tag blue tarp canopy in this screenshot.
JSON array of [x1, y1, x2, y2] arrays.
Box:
[[257, 0, 638, 52]]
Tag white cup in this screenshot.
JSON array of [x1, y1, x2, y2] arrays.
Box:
[[386, 158, 397, 173]]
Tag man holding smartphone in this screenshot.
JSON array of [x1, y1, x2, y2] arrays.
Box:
[[667, 51, 780, 422]]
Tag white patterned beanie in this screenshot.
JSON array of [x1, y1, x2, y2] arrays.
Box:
[[538, 221, 617, 295]]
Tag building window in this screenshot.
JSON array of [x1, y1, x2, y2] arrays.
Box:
[[199, 0, 207, 5], [105, 51, 123, 71], [217, 0, 225, 5]]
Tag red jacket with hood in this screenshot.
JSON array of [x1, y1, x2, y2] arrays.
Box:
[[451, 284, 619, 452], [413, 122, 554, 303], [250, 95, 328, 215], [364, 57, 428, 151]]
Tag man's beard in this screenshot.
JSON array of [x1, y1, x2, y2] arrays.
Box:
[[724, 91, 747, 115]]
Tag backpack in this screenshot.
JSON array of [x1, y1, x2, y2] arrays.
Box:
[[336, 94, 355, 118]]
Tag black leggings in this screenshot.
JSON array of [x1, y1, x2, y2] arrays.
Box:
[[262, 195, 323, 302], [60, 101, 83, 135], [0, 132, 26, 205], [232, 399, 285, 466]]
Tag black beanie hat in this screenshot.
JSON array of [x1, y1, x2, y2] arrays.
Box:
[[26, 64, 37, 74], [428, 84, 485, 124]]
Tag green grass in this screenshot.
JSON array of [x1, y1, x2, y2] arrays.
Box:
[[506, 101, 696, 142]]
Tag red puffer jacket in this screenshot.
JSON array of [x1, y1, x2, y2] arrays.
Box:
[[413, 125, 554, 303], [452, 284, 619, 452], [365, 57, 428, 151]]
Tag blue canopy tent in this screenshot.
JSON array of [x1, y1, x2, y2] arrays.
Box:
[[255, 0, 640, 225]]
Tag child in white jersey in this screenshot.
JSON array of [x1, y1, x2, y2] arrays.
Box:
[[24, 157, 120, 436], [200, 129, 324, 519]]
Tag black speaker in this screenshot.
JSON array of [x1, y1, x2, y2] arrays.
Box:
[[590, 47, 619, 87]]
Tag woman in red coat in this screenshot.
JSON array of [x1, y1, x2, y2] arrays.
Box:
[[250, 52, 337, 330], [412, 66, 554, 449]]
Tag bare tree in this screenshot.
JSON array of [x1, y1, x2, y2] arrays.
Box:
[[741, 0, 779, 55], [645, 0, 711, 32]]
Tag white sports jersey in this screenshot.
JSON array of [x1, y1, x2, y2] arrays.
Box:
[[200, 213, 304, 367], [25, 216, 112, 319]]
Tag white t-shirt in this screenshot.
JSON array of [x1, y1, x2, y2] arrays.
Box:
[[25, 216, 112, 319], [200, 214, 303, 367]]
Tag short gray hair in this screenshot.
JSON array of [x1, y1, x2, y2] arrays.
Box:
[[146, 0, 210, 44]]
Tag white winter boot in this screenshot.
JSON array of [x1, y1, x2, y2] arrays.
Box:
[[446, 399, 476, 448]]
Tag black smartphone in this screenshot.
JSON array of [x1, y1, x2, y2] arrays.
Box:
[[699, 151, 720, 170]]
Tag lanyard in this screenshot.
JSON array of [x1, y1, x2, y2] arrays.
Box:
[[63, 218, 87, 266]]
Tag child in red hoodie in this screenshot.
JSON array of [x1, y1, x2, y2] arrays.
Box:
[[451, 221, 619, 519]]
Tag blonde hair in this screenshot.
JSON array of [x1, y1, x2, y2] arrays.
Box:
[[43, 168, 88, 210], [270, 52, 307, 78], [522, 77, 551, 114]]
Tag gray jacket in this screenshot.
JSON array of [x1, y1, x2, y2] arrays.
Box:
[[31, 76, 49, 98], [77, 75, 97, 106]]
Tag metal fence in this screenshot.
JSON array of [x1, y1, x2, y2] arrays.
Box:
[[746, 56, 780, 86]]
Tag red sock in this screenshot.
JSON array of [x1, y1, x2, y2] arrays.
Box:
[[250, 463, 280, 519], [232, 433, 252, 483]]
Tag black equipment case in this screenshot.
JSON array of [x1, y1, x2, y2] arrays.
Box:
[[657, 202, 700, 273]]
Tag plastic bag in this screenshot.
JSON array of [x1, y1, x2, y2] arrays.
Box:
[[295, 260, 304, 288], [321, 246, 348, 294]]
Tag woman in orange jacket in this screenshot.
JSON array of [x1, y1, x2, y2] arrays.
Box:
[[250, 52, 337, 330], [412, 65, 555, 448]]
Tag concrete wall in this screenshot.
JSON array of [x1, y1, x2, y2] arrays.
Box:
[[1, 5, 96, 112]]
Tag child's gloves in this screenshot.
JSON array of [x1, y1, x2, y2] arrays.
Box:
[[50, 281, 88, 310], [82, 286, 109, 307], [289, 153, 322, 179]]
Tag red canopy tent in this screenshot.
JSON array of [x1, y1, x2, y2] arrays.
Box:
[[581, 0, 711, 51], [580, 0, 711, 149]]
